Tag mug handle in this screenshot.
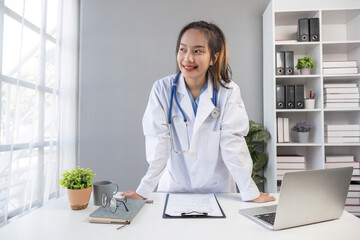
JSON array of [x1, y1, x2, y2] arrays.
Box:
[[113, 183, 119, 194]]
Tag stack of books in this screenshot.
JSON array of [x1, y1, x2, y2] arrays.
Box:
[[277, 117, 290, 143], [325, 155, 360, 175], [324, 124, 360, 143], [323, 60, 359, 75], [276, 155, 306, 180], [323, 83, 359, 108], [345, 184, 360, 217]]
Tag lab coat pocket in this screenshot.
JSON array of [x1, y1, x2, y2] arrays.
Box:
[[170, 114, 190, 153], [202, 130, 221, 159]]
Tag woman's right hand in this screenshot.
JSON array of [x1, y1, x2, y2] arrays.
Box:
[[120, 190, 146, 200]]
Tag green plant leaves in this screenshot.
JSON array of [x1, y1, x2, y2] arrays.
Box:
[[245, 120, 270, 185], [58, 167, 96, 190]]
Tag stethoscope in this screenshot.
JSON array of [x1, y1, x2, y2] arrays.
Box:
[[167, 72, 220, 154]]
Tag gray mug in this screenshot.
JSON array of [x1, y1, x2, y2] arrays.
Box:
[[93, 181, 119, 206]]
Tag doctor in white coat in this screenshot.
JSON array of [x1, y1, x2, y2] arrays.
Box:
[[122, 21, 275, 203]]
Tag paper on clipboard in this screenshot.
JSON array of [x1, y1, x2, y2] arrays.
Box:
[[164, 193, 224, 217]]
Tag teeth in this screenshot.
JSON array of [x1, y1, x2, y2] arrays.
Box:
[[184, 66, 196, 69]]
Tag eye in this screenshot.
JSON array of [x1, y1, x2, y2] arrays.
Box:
[[194, 49, 204, 54], [179, 48, 186, 53]]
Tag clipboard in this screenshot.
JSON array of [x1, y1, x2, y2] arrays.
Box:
[[162, 193, 226, 218]]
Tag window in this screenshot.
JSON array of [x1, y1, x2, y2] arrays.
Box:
[[0, 0, 78, 226]]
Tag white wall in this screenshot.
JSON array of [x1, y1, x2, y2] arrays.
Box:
[[79, 0, 271, 190]]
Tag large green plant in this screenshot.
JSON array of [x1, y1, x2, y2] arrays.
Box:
[[58, 167, 96, 190], [245, 120, 270, 184]]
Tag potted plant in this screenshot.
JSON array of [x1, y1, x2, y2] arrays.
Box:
[[245, 120, 270, 185], [291, 120, 312, 143], [59, 167, 96, 210], [295, 56, 315, 75]]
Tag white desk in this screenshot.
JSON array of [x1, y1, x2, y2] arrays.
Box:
[[0, 193, 359, 240]]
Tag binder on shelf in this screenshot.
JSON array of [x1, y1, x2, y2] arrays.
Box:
[[295, 85, 304, 109], [276, 51, 285, 75], [309, 18, 320, 41], [285, 85, 295, 109], [277, 117, 284, 143], [276, 85, 285, 109], [297, 18, 309, 42], [285, 51, 294, 75]]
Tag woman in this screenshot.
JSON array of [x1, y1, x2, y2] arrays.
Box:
[[122, 21, 275, 203]]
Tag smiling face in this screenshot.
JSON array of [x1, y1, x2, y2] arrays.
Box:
[[177, 29, 214, 86]]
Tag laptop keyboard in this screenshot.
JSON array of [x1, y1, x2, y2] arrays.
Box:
[[255, 212, 276, 225]]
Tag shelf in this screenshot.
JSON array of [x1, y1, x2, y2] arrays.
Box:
[[277, 143, 322, 147], [263, 1, 360, 199], [276, 75, 321, 78], [325, 143, 360, 147], [276, 109, 321, 113], [323, 108, 360, 112]]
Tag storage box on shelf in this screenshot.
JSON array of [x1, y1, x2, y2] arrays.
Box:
[[263, 1, 360, 218]]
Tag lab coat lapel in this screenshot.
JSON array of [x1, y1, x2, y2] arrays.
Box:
[[192, 79, 215, 137], [176, 74, 195, 123]]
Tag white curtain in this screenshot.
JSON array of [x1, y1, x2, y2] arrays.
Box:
[[0, 0, 78, 226]]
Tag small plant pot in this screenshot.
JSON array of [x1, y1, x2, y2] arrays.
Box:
[[292, 131, 310, 143], [67, 186, 92, 210], [300, 67, 311, 75]]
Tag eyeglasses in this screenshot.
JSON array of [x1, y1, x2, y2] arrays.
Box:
[[102, 193, 129, 213]]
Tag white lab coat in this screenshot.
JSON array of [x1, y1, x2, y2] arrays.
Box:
[[136, 73, 260, 201]]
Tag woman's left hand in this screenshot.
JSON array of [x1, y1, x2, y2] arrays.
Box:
[[248, 192, 276, 203]]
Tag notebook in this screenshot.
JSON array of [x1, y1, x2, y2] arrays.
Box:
[[239, 167, 353, 230], [89, 199, 146, 224]]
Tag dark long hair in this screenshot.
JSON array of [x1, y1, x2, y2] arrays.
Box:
[[176, 21, 232, 89]]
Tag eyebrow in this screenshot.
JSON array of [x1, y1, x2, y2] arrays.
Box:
[[180, 43, 205, 48]]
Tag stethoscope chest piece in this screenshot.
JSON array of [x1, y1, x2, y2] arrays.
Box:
[[211, 107, 220, 119]]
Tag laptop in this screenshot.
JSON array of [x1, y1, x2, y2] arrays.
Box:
[[239, 167, 353, 230]]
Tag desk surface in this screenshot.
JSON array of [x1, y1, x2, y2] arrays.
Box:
[[0, 193, 359, 240]]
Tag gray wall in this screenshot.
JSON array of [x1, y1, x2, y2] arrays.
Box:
[[79, 0, 271, 190]]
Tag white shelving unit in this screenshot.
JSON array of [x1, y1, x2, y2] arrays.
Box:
[[263, 0, 360, 214]]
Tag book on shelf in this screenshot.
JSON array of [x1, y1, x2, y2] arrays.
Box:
[[283, 118, 290, 142], [352, 176, 360, 181], [325, 131, 360, 137], [325, 155, 355, 162], [325, 99, 359, 103], [346, 198, 360, 205], [323, 67, 358, 75], [348, 191, 360, 198], [350, 184, 360, 191], [276, 155, 305, 163], [277, 169, 305, 175], [326, 137, 360, 143], [323, 60, 358, 68], [324, 87, 359, 94], [344, 205, 360, 213], [325, 130, 360, 137], [325, 162, 359, 169], [324, 83, 358, 88], [324, 93, 360, 99], [325, 102, 359, 108], [277, 162, 306, 169], [324, 125, 360, 131], [277, 117, 284, 143]]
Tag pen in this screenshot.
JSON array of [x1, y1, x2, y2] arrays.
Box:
[[146, 199, 154, 204]]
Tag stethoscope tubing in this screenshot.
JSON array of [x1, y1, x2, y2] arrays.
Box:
[[168, 72, 218, 124]]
